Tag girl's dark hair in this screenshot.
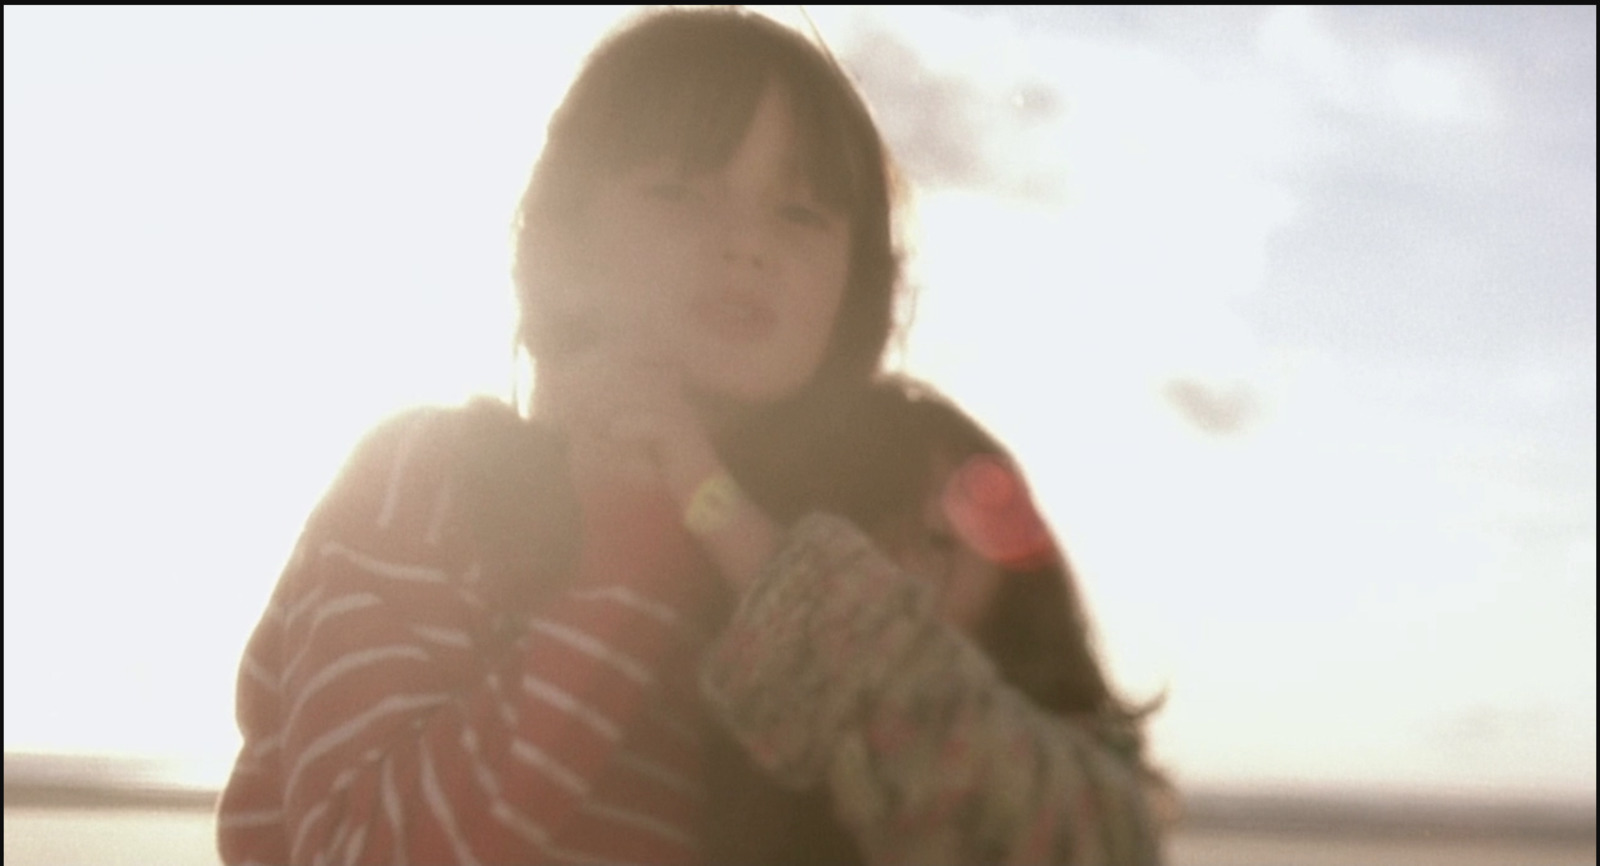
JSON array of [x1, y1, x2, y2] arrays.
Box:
[[512, 6, 902, 389]]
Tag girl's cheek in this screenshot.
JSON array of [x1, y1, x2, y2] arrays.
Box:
[[603, 218, 701, 287]]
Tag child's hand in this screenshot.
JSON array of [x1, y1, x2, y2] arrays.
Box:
[[538, 340, 778, 593], [539, 343, 719, 506]]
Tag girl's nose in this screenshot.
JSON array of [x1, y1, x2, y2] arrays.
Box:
[[716, 200, 770, 268]]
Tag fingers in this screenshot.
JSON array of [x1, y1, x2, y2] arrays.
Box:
[[607, 408, 725, 507]]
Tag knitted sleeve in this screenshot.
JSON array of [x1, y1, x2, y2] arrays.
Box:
[[700, 513, 1162, 866]]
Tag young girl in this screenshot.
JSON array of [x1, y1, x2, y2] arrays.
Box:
[[217, 7, 1162, 865]]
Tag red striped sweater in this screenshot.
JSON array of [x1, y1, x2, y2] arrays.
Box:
[[218, 407, 716, 865]]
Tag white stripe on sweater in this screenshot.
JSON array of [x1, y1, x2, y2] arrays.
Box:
[[283, 593, 388, 684], [509, 737, 590, 797], [498, 806, 639, 866], [284, 691, 450, 805], [319, 812, 351, 866], [241, 654, 279, 694], [489, 799, 557, 856], [291, 799, 332, 864], [320, 542, 450, 584], [420, 739, 482, 866], [249, 734, 283, 760], [285, 645, 433, 733], [522, 674, 623, 742], [381, 757, 408, 866], [410, 624, 473, 650], [613, 750, 704, 799], [568, 586, 680, 628], [306, 592, 383, 633], [377, 417, 429, 530], [527, 619, 652, 686], [424, 483, 452, 545], [341, 823, 369, 866], [285, 584, 328, 630], [580, 800, 696, 848]]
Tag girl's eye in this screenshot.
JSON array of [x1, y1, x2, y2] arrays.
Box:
[[779, 203, 830, 228]]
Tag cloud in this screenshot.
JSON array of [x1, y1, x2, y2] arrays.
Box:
[[920, 7, 1595, 369], [1236, 8, 1596, 367], [840, 29, 991, 188], [1162, 378, 1262, 436], [1241, 126, 1595, 364], [835, 19, 1067, 197]]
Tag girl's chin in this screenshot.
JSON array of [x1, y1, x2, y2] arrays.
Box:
[[683, 382, 760, 428], [682, 364, 768, 401], [683, 374, 811, 428]]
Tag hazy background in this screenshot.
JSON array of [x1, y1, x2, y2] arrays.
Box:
[[5, 3, 1594, 813]]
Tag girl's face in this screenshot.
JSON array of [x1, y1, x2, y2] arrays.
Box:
[[568, 84, 852, 404], [887, 454, 1008, 635]]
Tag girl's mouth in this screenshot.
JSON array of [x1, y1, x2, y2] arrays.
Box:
[[691, 292, 777, 341]]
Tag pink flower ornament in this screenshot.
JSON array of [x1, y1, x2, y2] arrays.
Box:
[[939, 454, 1055, 570]]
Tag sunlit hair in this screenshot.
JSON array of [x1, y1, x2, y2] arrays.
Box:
[[511, 6, 902, 389]]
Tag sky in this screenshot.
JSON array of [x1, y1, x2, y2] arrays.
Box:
[[4, 5, 1594, 802]]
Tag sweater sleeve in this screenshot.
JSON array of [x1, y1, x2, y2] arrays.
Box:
[[698, 513, 1162, 866], [219, 409, 712, 866]]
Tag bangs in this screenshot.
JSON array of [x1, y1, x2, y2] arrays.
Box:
[[549, 11, 873, 214]]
